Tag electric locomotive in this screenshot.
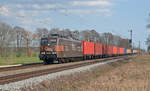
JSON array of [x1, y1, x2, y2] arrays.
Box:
[[39, 34, 82, 64]]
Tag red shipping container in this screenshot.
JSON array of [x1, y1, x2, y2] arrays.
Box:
[[95, 43, 103, 55], [117, 47, 120, 55], [113, 46, 118, 55], [82, 41, 95, 55], [120, 48, 124, 54], [108, 45, 113, 55]]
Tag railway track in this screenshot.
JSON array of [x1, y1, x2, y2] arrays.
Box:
[[0, 63, 44, 72], [0, 56, 132, 85]]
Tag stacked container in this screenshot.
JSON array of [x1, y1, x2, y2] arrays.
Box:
[[127, 49, 132, 54], [117, 46, 120, 55], [120, 48, 124, 55], [133, 50, 138, 54], [82, 41, 95, 55], [124, 48, 127, 54], [113, 46, 118, 55]]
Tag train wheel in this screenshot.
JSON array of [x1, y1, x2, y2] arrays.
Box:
[[58, 59, 62, 64], [43, 60, 49, 65], [44, 59, 53, 64]]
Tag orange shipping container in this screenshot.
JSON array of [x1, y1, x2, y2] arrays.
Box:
[[127, 49, 131, 54], [113, 46, 118, 55], [120, 48, 124, 54], [82, 41, 95, 55]]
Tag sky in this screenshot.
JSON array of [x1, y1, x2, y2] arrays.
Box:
[[0, 0, 150, 50]]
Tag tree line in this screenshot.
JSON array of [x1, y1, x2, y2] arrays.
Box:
[[0, 21, 131, 57]]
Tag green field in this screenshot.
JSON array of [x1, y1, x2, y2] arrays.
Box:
[[0, 57, 41, 65]]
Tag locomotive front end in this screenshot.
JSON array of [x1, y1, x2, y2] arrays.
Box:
[[39, 37, 57, 64]]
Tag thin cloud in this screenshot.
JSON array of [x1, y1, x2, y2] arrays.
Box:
[[43, 4, 57, 9], [31, 4, 57, 9], [16, 4, 24, 8], [72, 0, 113, 7], [0, 6, 9, 16], [32, 4, 41, 9], [59, 8, 112, 16], [19, 17, 52, 26], [18, 10, 25, 17]]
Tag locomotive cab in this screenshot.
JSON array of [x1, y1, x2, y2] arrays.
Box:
[[39, 37, 57, 64]]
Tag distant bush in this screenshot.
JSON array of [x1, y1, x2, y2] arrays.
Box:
[[16, 53, 22, 57]]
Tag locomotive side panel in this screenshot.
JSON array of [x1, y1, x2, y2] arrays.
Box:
[[56, 38, 83, 58]]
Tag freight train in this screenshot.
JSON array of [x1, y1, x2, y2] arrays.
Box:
[[39, 34, 139, 64]]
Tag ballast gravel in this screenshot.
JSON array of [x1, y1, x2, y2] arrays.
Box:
[[0, 58, 125, 91]]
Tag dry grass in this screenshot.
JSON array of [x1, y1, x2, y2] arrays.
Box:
[[22, 55, 150, 91]]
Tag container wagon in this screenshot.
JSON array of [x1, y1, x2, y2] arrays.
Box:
[[94, 43, 103, 58], [82, 41, 95, 60], [113, 46, 118, 56]]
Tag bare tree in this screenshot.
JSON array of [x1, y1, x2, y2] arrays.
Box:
[[72, 30, 80, 40], [36, 28, 49, 38], [101, 33, 114, 45], [22, 30, 32, 56], [35, 28, 49, 47], [89, 30, 100, 42], [0, 21, 15, 57], [80, 30, 91, 41]]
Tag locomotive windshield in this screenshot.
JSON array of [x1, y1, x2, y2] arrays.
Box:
[[41, 38, 48, 45], [49, 39, 57, 44]]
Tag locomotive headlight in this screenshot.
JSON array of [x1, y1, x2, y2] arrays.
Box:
[[41, 52, 45, 54]]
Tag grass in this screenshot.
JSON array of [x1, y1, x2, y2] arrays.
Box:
[[0, 52, 41, 65], [21, 54, 150, 91], [0, 57, 41, 65]]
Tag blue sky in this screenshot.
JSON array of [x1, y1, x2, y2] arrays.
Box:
[[0, 0, 150, 49]]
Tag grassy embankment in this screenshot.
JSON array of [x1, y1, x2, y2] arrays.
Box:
[[0, 57, 41, 65], [22, 54, 150, 91], [0, 53, 41, 65]]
